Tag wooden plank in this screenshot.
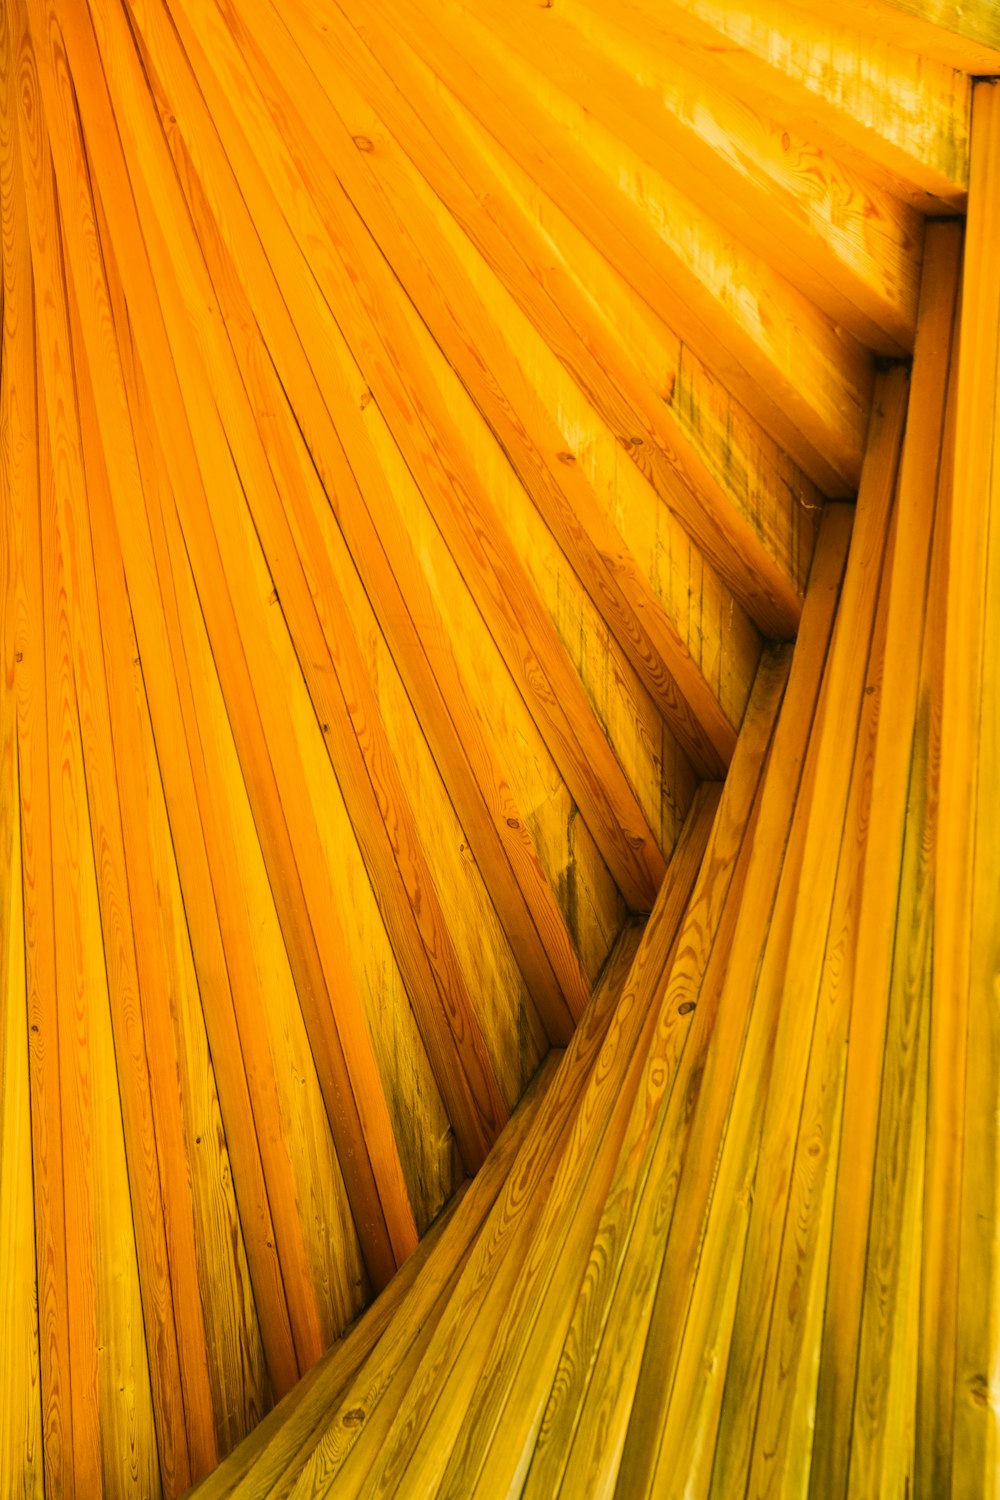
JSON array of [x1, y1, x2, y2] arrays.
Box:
[[472, 663, 792, 1499], [94, 0, 515, 1175], [3, 4, 77, 1486], [314, 791, 718, 1498], [0, 110, 45, 1491], [88, 177, 306, 1404], [362, 0, 875, 495], [13, 8, 203, 1478], [809, 220, 962, 1500], [935, 77, 1000, 1500], [119, 0, 585, 1043], [440, 0, 922, 354], [276, 921, 643, 1497], [738, 378, 904, 1500], [611, 509, 850, 1500]]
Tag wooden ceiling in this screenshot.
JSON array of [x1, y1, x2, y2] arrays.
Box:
[[0, 0, 996, 1495]]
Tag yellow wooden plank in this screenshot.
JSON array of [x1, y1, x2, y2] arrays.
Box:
[[115, 0, 562, 1119], [89, 178, 304, 1403], [4, 8, 78, 1489], [318, 792, 718, 1498], [0, 215, 45, 1499], [935, 77, 1000, 1500], [14, 22, 199, 1476], [0, 24, 47, 1496], [742, 394, 901, 1499], [493, 667, 793, 1499], [68, 267, 266, 1480], [707, 371, 906, 1498], [105, 0, 511, 1176], [613, 509, 851, 1499], [359, 778, 732, 1499], [121, 0, 595, 1043]]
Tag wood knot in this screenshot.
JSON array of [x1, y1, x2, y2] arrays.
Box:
[[678, 1001, 696, 1016], [353, 134, 374, 152], [506, 816, 520, 829], [557, 450, 576, 465]]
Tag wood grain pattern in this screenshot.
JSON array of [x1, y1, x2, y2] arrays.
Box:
[[0, 0, 994, 1494]]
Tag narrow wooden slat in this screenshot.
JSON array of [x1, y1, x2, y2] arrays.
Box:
[[934, 78, 1000, 1500], [707, 371, 906, 1498], [738, 377, 905, 1500], [14, 4, 199, 1480], [125, 0, 584, 1044], [104, 0, 513, 1174], [277, 926, 641, 1498], [3, 5, 77, 1486], [67, 266, 221, 1483], [88, 176, 304, 1400], [809, 220, 962, 1500], [462, 666, 790, 1499], [785, 0, 1000, 74], [0, 103, 45, 1489], [614, 506, 852, 1500]]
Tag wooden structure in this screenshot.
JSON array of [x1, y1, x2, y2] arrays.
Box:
[[0, 0, 996, 1495]]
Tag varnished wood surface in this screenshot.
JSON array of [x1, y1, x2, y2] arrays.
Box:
[[0, 0, 996, 1495]]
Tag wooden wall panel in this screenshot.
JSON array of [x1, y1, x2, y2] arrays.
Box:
[[3, 0, 994, 1493]]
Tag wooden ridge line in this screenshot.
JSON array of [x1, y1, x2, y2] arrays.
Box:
[[2, 9, 76, 1486], [935, 79, 1000, 1498], [810, 220, 962, 1500]]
